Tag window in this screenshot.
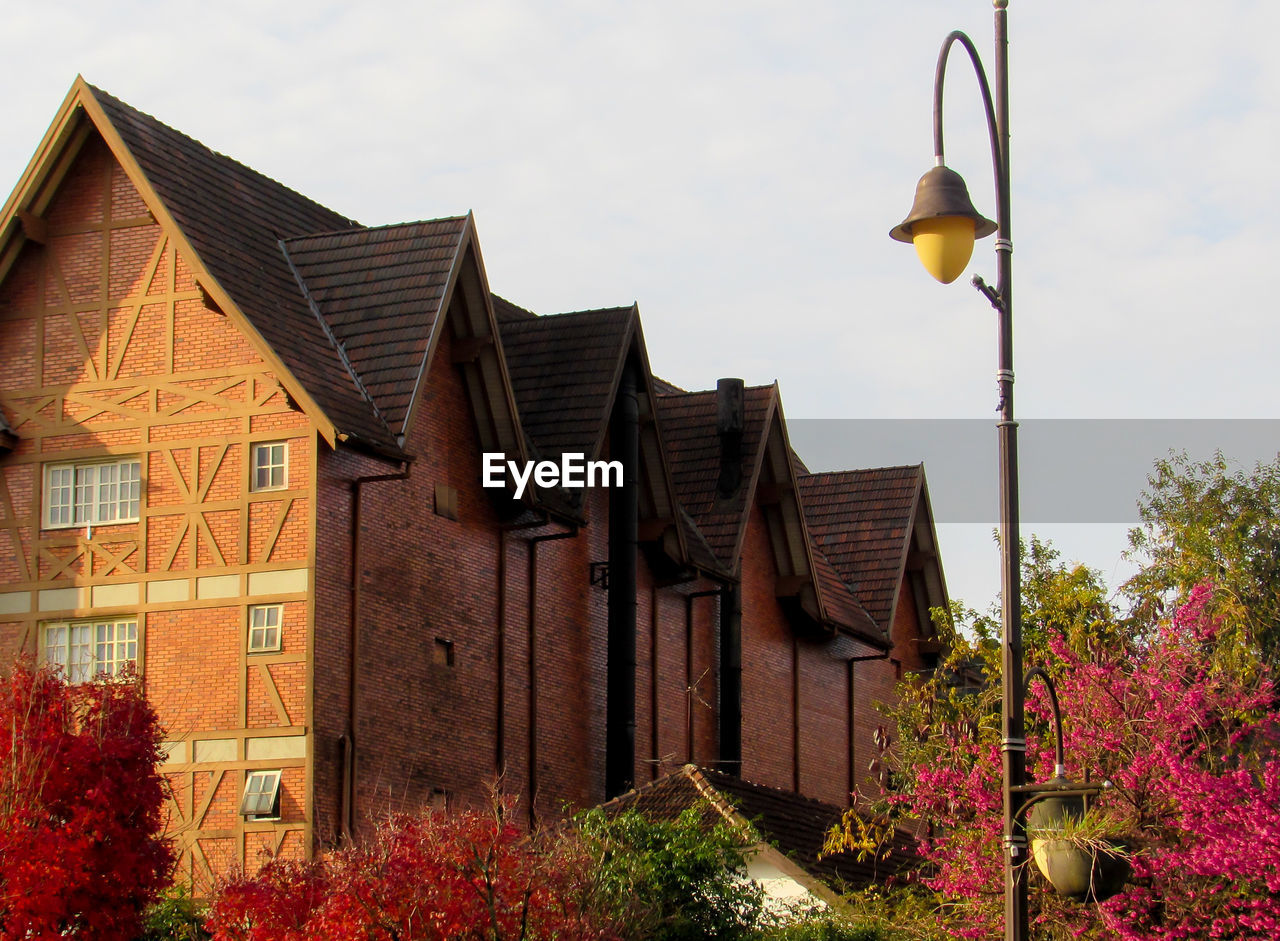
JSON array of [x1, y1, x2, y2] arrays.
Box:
[[44, 459, 141, 528], [432, 637, 455, 668], [44, 619, 138, 682], [240, 770, 282, 820], [248, 604, 282, 652], [251, 442, 287, 491]]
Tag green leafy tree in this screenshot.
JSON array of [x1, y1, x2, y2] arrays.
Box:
[[574, 804, 767, 941], [1126, 450, 1280, 664]]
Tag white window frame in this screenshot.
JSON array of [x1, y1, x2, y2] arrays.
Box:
[[248, 604, 283, 653], [241, 769, 282, 820], [43, 618, 138, 683], [43, 458, 142, 529], [250, 442, 288, 492]]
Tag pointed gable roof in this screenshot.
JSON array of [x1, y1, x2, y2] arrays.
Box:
[[498, 306, 635, 461], [657, 384, 880, 640], [495, 302, 686, 558], [656, 385, 773, 567], [0, 80, 529, 461], [282, 217, 468, 439], [82, 84, 401, 454], [798, 465, 947, 635]]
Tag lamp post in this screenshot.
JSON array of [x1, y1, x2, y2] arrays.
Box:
[[888, 2, 1027, 938]]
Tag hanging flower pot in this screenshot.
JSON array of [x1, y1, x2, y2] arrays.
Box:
[[1027, 779, 1130, 903]]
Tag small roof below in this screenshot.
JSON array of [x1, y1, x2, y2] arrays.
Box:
[[599, 764, 916, 891]]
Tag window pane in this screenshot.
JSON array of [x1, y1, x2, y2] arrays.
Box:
[[253, 444, 286, 491], [241, 771, 281, 816], [249, 605, 281, 651], [120, 462, 141, 520], [74, 465, 97, 524], [93, 620, 138, 676], [44, 625, 67, 671], [69, 624, 92, 683], [96, 464, 119, 522], [47, 467, 73, 526]]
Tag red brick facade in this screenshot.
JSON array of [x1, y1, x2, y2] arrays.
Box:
[[0, 82, 948, 883]]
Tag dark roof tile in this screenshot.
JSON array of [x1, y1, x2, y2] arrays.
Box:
[[600, 765, 916, 890], [498, 307, 633, 460], [655, 386, 773, 568], [88, 85, 399, 453], [799, 467, 922, 626], [283, 218, 468, 437]]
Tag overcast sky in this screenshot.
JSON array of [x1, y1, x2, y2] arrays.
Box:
[[4, 1, 1278, 611]]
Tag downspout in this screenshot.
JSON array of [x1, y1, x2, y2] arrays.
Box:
[[715, 378, 745, 778], [847, 648, 891, 806], [606, 363, 639, 799], [526, 523, 577, 824], [495, 528, 506, 778], [649, 584, 659, 781], [793, 634, 801, 793], [685, 587, 725, 765], [719, 581, 742, 775], [343, 462, 410, 842]]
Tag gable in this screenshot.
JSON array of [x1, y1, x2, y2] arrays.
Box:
[[0, 79, 401, 456], [0, 135, 283, 396], [283, 218, 468, 441]]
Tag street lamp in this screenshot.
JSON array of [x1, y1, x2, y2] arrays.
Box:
[[889, 1, 1027, 938]]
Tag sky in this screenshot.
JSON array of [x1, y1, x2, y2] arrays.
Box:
[[3, 0, 1278, 611]]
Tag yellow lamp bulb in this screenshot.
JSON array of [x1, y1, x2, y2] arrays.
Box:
[[911, 215, 977, 284]]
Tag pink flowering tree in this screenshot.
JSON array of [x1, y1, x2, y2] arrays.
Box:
[[838, 539, 1280, 940]]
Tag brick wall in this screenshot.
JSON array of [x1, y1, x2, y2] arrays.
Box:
[[0, 134, 318, 883]]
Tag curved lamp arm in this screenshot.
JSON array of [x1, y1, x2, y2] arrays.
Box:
[[1023, 666, 1065, 777], [933, 29, 1006, 210]]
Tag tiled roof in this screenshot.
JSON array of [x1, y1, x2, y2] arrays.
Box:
[[491, 294, 537, 323], [600, 765, 916, 890], [497, 307, 633, 460], [655, 386, 773, 569], [87, 85, 399, 454], [657, 387, 877, 636], [283, 218, 468, 438], [810, 542, 883, 641], [799, 467, 922, 626]]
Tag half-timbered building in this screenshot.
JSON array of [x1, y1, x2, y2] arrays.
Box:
[[0, 79, 948, 888]]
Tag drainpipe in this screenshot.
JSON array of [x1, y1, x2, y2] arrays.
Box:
[[496, 528, 507, 778], [649, 585, 659, 781], [526, 523, 577, 823], [344, 462, 411, 842], [719, 581, 742, 775], [793, 635, 801, 793], [684, 587, 724, 765], [606, 364, 639, 798], [847, 648, 891, 805]]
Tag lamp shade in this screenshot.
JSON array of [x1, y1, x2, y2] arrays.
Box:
[[889, 165, 997, 284]]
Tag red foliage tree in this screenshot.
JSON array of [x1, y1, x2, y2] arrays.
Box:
[[207, 805, 615, 941], [0, 660, 173, 939]]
